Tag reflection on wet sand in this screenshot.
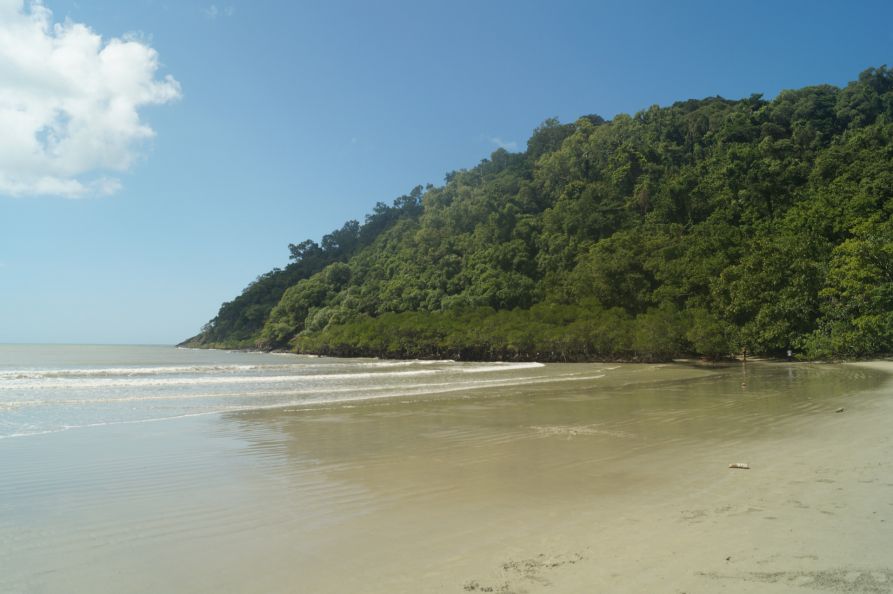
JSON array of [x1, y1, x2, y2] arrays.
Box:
[[2, 362, 892, 593]]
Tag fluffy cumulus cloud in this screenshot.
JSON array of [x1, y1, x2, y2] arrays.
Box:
[[0, 0, 181, 198]]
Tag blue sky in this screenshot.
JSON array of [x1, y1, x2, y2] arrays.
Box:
[[1, 0, 891, 344]]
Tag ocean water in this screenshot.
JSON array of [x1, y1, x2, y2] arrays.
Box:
[[2, 345, 890, 593], [0, 344, 575, 439]]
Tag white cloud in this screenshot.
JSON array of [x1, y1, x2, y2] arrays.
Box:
[[489, 137, 518, 151], [0, 0, 181, 198]]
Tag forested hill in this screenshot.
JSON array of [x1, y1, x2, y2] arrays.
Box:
[[182, 67, 893, 361]]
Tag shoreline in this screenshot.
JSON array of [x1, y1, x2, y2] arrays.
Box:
[[178, 340, 893, 366], [1, 359, 717, 442], [3, 359, 892, 593], [8, 353, 890, 446]]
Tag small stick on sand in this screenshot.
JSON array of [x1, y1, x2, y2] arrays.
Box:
[[728, 463, 750, 470]]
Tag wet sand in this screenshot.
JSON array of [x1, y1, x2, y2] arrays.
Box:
[[2, 361, 892, 593]]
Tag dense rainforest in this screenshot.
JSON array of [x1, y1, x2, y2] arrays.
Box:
[[182, 68, 893, 361]]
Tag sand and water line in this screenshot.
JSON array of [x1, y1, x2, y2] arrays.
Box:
[[1, 345, 892, 592]]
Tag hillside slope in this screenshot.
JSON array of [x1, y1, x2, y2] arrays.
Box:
[[184, 68, 893, 361]]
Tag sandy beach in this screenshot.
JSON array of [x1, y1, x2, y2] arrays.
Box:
[[2, 360, 892, 593]]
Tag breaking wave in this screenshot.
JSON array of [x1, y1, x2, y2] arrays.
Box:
[[0, 352, 575, 439]]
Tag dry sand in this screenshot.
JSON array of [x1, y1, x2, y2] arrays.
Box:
[[2, 361, 892, 593]]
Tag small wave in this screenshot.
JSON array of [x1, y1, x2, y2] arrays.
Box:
[[0, 360, 542, 383], [0, 368, 451, 390], [2, 377, 541, 439], [0, 428, 62, 440], [1, 373, 606, 414], [365, 361, 424, 368], [0, 363, 311, 380], [0, 372, 565, 407], [366, 359, 456, 367], [0, 411, 224, 440], [0, 399, 44, 410], [0, 370, 617, 440], [459, 362, 546, 373]]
